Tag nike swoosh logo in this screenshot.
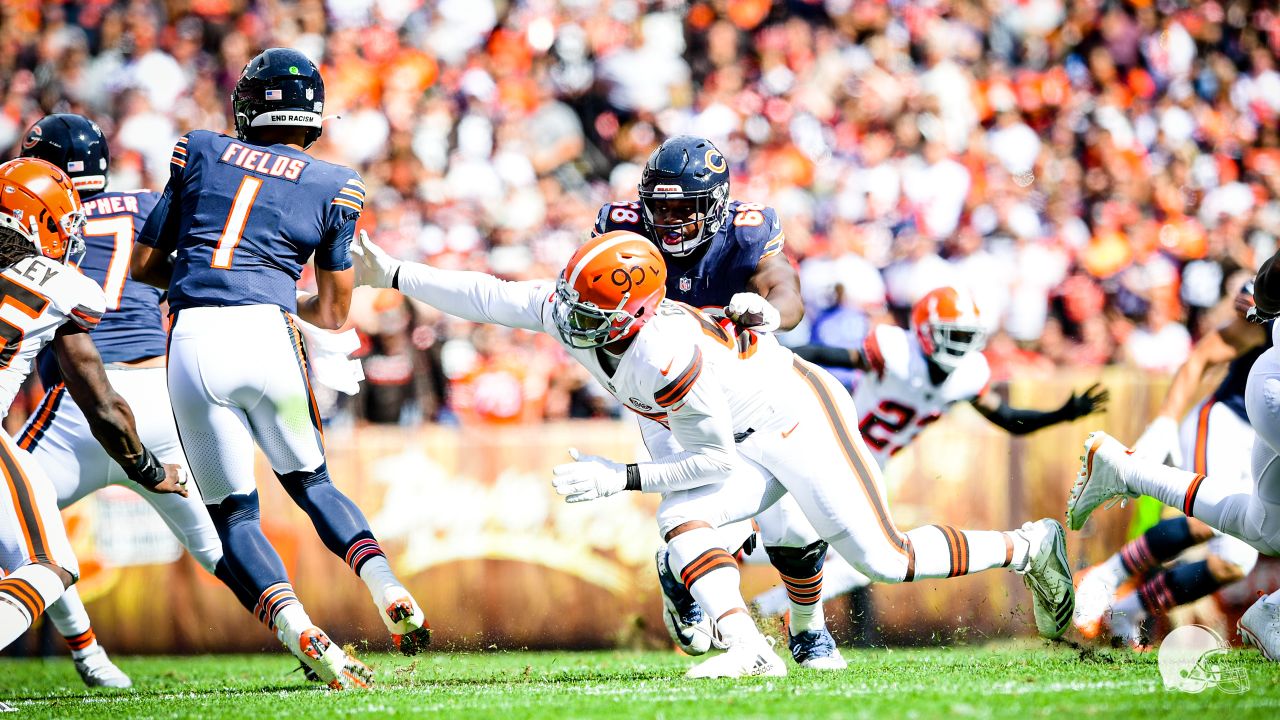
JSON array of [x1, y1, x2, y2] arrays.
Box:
[[782, 422, 800, 438], [660, 359, 674, 376]]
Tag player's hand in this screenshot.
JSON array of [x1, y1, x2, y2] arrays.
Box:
[[351, 230, 400, 289], [726, 292, 781, 333], [1131, 415, 1182, 466], [1061, 383, 1109, 419], [551, 448, 626, 503], [147, 463, 190, 498]]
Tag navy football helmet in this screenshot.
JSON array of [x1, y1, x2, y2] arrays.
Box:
[[19, 114, 110, 198], [232, 48, 326, 149], [638, 135, 730, 257]]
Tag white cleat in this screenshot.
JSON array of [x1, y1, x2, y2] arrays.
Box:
[[1073, 564, 1123, 640], [1106, 604, 1148, 651], [1240, 595, 1280, 662], [292, 627, 374, 690], [73, 646, 132, 689], [685, 634, 787, 679], [1067, 432, 1140, 531], [381, 594, 432, 656], [1016, 519, 1074, 640]]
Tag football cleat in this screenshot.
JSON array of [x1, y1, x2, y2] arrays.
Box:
[[788, 628, 847, 670], [1017, 519, 1074, 640], [1073, 563, 1124, 640], [1105, 603, 1149, 651], [1239, 594, 1280, 662], [656, 547, 715, 656], [73, 646, 132, 689], [296, 627, 374, 690], [1068, 432, 1141, 531], [384, 596, 432, 656], [685, 633, 787, 679]]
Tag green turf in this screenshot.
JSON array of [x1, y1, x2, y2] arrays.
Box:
[[2, 644, 1276, 719]]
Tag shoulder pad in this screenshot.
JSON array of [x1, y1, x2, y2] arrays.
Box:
[[864, 324, 911, 379], [594, 201, 645, 238], [943, 351, 992, 402]]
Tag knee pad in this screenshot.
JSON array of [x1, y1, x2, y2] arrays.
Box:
[[205, 491, 261, 532], [764, 539, 829, 578]]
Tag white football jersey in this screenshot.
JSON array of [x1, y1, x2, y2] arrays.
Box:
[[0, 255, 106, 417], [851, 323, 991, 468]]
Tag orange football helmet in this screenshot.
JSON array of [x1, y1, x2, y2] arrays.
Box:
[[910, 286, 986, 371], [0, 157, 85, 262], [554, 231, 667, 348]]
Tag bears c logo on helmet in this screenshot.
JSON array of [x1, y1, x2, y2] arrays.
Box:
[[704, 149, 727, 173], [21, 125, 41, 150]]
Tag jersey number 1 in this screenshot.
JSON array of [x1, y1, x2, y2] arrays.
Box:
[[212, 175, 263, 269]]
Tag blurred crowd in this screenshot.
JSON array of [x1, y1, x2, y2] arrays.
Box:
[[2, 0, 1278, 427]]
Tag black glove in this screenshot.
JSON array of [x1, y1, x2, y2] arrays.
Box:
[[1061, 383, 1109, 419]]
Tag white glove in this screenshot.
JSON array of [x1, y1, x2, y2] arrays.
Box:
[[289, 314, 365, 395], [726, 292, 780, 333], [551, 448, 628, 503], [350, 230, 401, 289], [1132, 416, 1182, 466]]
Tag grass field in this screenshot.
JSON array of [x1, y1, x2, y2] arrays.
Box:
[[3, 644, 1278, 719]]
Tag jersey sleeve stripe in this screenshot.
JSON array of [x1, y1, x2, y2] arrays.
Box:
[[346, 178, 366, 190], [655, 347, 703, 408], [863, 330, 886, 375], [170, 157, 187, 168], [331, 198, 362, 212], [338, 188, 365, 201], [172, 146, 187, 156], [70, 305, 103, 327]]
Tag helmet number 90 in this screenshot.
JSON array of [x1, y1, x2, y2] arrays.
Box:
[[733, 203, 766, 227], [611, 266, 647, 293]]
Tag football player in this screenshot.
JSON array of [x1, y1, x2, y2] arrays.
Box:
[[594, 136, 849, 667], [130, 48, 427, 689], [1069, 251, 1280, 663], [1074, 280, 1263, 648], [739, 286, 1105, 640], [0, 158, 187, 652], [15, 113, 261, 688], [352, 230, 1076, 678]]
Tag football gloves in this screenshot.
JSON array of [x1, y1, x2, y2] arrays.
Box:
[[351, 230, 400, 289], [1060, 382, 1109, 419], [552, 448, 627, 503], [726, 292, 780, 333]]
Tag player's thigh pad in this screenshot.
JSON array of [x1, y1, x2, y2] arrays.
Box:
[[1178, 399, 1255, 489], [0, 433, 77, 577], [656, 457, 785, 539], [241, 311, 325, 475], [167, 308, 263, 504]]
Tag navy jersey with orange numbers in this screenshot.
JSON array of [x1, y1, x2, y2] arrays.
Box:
[[592, 199, 784, 311], [138, 129, 361, 314], [36, 189, 166, 387]]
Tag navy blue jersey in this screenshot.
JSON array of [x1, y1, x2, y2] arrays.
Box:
[[37, 190, 166, 387], [138, 129, 361, 314], [593, 199, 784, 310], [1212, 320, 1273, 422]]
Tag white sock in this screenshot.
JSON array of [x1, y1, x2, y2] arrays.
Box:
[[1112, 591, 1147, 623], [357, 556, 403, 606], [0, 565, 67, 651], [789, 600, 825, 634], [45, 586, 100, 658], [666, 527, 759, 645], [273, 603, 315, 653], [1098, 553, 1131, 584]]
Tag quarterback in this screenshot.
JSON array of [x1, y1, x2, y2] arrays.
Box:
[[352, 229, 1076, 677]]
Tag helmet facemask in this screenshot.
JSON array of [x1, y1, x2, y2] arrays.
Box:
[[639, 184, 728, 257], [924, 321, 987, 372], [552, 278, 641, 349]]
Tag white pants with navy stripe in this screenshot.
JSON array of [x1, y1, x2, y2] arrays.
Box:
[[167, 304, 325, 505], [1177, 397, 1259, 573], [16, 365, 223, 572]]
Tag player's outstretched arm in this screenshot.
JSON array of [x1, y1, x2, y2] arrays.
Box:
[[352, 231, 550, 332], [745, 252, 804, 331], [971, 383, 1109, 436], [52, 325, 188, 497], [790, 344, 867, 370]]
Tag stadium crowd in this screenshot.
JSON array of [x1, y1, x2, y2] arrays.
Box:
[[1, 0, 1278, 426]]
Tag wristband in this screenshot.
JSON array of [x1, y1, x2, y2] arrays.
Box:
[[126, 448, 166, 488], [625, 463, 641, 491]]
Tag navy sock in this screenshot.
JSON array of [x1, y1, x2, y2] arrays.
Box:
[[765, 540, 828, 608], [1119, 517, 1197, 576], [1136, 560, 1222, 616], [277, 464, 387, 575], [205, 491, 299, 630]]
